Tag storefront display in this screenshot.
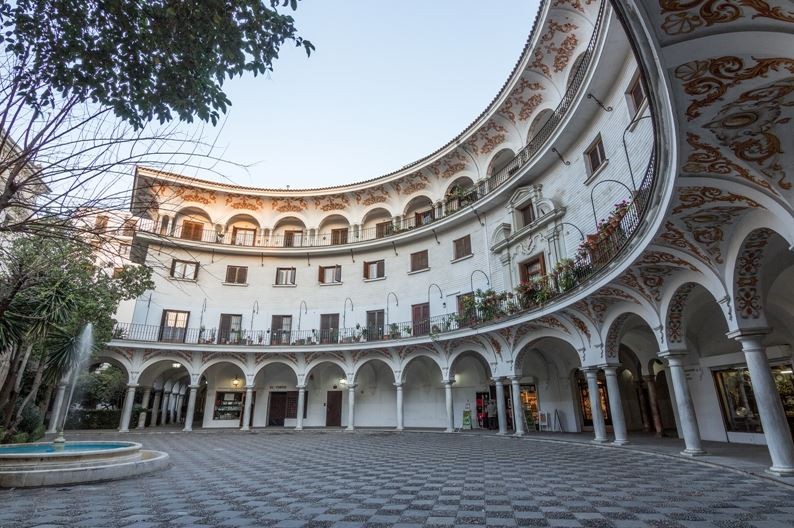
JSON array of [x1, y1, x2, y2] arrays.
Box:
[[213, 391, 243, 420], [713, 363, 794, 434], [519, 384, 539, 430]]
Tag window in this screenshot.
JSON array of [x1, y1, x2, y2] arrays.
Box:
[[232, 227, 256, 246], [285, 391, 308, 419], [170, 259, 199, 280], [271, 315, 293, 345], [585, 136, 606, 176], [160, 310, 189, 342], [457, 292, 475, 327], [415, 209, 435, 226], [213, 392, 243, 420], [275, 267, 296, 285], [181, 220, 204, 241], [518, 203, 535, 227], [225, 265, 248, 285], [121, 218, 137, 236], [410, 250, 429, 272], [375, 221, 393, 239], [363, 259, 385, 280], [283, 230, 302, 247], [627, 73, 646, 115], [331, 228, 348, 245], [366, 310, 385, 341], [112, 267, 125, 279], [320, 313, 339, 344], [119, 243, 131, 256], [218, 314, 243, 344], [453, 235, 472, 260], [519, 254, 546, 284], [713, 364, 794, 434], [94, 215, 109, 232], [319, 265, 342, 284], [411, 303, 430, 336]]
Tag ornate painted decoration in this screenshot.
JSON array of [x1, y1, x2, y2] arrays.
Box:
[[427, 150, 469, 179], [501, 79, 546, 123], [735, 228, 773, 320], [660, 1, 794, 36], [314, 194, 350, 212], [466, 120, 508, 156], [392, 172, 430, 196], [354, 185, 391, 206], [672, 186, 759, 214], [667, 283, 695, 344], [605, 313, 631, 359], [271, 197, 308, 213], [225, 194, 264, 211]]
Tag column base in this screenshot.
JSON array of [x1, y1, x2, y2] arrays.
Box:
[[766, 465, 794, 477], [118, 428, 129, 433], [345, 427, 354, 432], [514, 431, 525, 437], [680, 448, 706, 457], [445, 428, 454, 433], [295, 426, 303, 431], [592, 437, 609, 443], [612, 439, 629, 446], [496, 431, 507, 436], [396, 426, 403, 431], [240, 426, 250, 431], [182, 426, 192, 432]]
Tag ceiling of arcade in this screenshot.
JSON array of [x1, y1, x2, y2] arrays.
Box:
[[132, 0, 603, 221]]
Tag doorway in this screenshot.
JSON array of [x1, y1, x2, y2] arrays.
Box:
[[326, 390, 342, 427], [268, 392, 287, 426]]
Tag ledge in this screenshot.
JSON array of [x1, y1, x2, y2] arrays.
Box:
[[272, 284, 297, 288], [407, 268, 430, 276], [584, 159, 610, 186], [451, 254, 474, 264], [364, 277, 386, 283], [319, 282, 343, 286], [169, 277, 197, 283], [222, 282, 248, 287]]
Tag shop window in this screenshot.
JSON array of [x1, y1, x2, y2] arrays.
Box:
[[363, 259, 385, 280], [181, 220, 204, 241], [225, 265, 248, 285], [410, 250, 429, 272], [627, 73, 646, 115], [453, 235, 472, 260], [713, 364, 794, 434], [518, 254, 546, 284], [170, 259, 199, 280], [213, 392, 243, 420], [319, 265, 342, 284], [275, 267, 296, 285], [585, 135, 606, 176], [575, 370, 611, 426]]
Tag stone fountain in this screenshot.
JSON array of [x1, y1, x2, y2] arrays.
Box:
[[0, 324, 169, 487]]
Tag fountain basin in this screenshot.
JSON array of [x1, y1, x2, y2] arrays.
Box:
[[0, 441, 169, 487]]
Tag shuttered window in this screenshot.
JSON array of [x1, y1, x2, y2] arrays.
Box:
[[275, 267, 296, 285], [410, 250, 429, 272], [585, 136, 606, 176], [181, 220, 204, 241], [225, 265, 248, 284], [519, 203, 535, 227], [363, 260, 385, 279], [452, 235, 472, 260], [319, 265, 342, 284], [519, 254, 546, 283], [375, 221, 393, 238], [170, 259, 199, 280]]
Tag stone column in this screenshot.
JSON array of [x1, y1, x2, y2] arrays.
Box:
[[241, 386, 254, 431], [118, 384, 138, 433], [635, 381, 651, 433], [183, 385, 198, 432], [663, 353, 705, 456], [643, 375, 664, 436], [346, 384, 356, 431], [584, 368, 608, 443], [161, 392, 171, 425], [46, 382, 67, 433], [444, 380, 454, 432], [151, 390, 162, 426], [137, 387, 152, 429], [395, 382, 404, 431], [176, 395, 184, 424], [510, 377, 525, 436], [602, 366, 628, 445], [296, 385, 306, 430], [494, 378, 508, 435], [731, 332, 794, 475], [169, 391, 178, 423]]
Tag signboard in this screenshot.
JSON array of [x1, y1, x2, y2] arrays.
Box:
[[462, 410, 472, 430]]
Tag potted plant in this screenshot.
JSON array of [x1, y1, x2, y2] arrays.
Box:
[[554, 258, 577, 292], [389, 323, 400, 339]]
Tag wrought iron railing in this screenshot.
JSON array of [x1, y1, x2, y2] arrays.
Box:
[[135, 1, 607, 250], [112, 145, 656, 349]]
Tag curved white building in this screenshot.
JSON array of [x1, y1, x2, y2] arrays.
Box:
[[79, 0, 794, 476]]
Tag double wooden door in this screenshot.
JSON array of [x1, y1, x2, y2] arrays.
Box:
[[326, 390, 342, 427]]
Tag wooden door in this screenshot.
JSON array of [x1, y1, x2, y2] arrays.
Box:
[[268, 392, 287, 426], [320, 313, 339, 344], [326, 390, 342, 427], [412, 302, 430, 336]]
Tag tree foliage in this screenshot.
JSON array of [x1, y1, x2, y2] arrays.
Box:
[[0, 0, 313, 128]]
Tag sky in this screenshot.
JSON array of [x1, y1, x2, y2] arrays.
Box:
[[178, 0, 541, 189]]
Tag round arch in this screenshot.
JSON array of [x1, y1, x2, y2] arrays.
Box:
[[485, 148, 516, 178], [353, 357, 397, 383]]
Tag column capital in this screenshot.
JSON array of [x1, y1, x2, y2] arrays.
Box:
[[245, 385, 254, 391], [347, 383, 357, 390], [188, 384, 200, 390], [296, 384, 306, 390], [658, 349, 687, 359], [643, 374, 656, 383], [599, 364, 619, 374], [443, 379, 454, 386], [508, 376, 520, 383], [490, 376, 504, 383], [126, 383, 140, 389], [394, 382, 403, 388], [726, 327, 771, 342], [581, 366, 600, 375]]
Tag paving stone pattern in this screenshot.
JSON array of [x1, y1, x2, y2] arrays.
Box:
[[1, 431, 793, 528]]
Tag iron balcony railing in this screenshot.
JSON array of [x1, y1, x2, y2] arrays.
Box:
[[112, 145, 656, 349], [135, 1, 607, 251]]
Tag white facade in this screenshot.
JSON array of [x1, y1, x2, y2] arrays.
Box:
[[96, 0, 794, 476]]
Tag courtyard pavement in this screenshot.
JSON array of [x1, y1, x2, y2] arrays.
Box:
[[2, 430, 794, 528]]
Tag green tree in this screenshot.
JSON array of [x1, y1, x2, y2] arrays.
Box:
[[0, 233, 153, 438], [0, 0, 313, 128]]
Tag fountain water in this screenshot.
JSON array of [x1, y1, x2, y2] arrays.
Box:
[[0, 323, 170, 487]]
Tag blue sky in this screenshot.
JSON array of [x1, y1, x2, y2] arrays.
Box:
[[184, 1, 540, 189]]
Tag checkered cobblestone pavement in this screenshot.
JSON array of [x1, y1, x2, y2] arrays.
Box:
[[1, 431, 793, 528]]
